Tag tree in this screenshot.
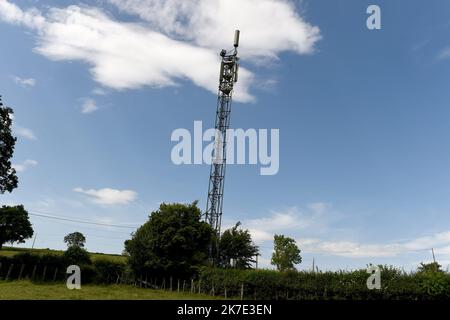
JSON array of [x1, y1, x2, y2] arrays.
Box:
[[218, 222, 259, 269], [124, 202, 212, 277], [418, 262, 443, 274], [0, 205, 33, 249], [63, 245, 92, 265], [64, 231, 86, 248], [0, 96, 18, 194], [271, 234, 302, 271]]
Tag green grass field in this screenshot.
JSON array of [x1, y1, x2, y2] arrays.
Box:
[[0, 280, 217, 300], [0, 246, 126, 263]]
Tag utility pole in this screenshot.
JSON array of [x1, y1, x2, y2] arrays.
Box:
[[31, 233, 37, 250], [205, 30, 240, 264]]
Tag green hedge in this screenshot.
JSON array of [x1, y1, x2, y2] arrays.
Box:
[[0, 253, 126, 284], [198, 266, 450, 300], [2, 252, 449, 300]]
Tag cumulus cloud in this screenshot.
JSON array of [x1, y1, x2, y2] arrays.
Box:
[[0, 0, 320, 103], [92, 87, 108, 96], [437, 46, 450, 60], [0, 0, 45, 29], [13, 159, 38, 172], [14, 125, 37, 140], [108, 0, 321, 59], [243, 203, 332, 243], [12, 76, 36, 87], [241, 203, 450, 260], [298, 231, 450, 258], [80, 98, 98, 114], [73, 187, 138, 205]]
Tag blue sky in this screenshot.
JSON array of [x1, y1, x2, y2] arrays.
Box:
[[1, 0, 450, 271]]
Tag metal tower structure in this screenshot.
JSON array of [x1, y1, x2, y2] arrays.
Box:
[[205, 30, 240, 257]]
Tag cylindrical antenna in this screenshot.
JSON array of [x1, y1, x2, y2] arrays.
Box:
[[234, 30, 240, 48], [219, 61, 224, 82]]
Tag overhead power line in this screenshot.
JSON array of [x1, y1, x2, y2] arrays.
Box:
[[28, 211, 139, 229]]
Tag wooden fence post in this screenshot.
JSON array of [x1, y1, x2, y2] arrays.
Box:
[[6, 264, 14, 281], [18, 264, 25, 280], [31, 265, 37, 280], [170, 276, 173, 291], [182, 280, 186, 292], [224, 286, 227, 299], [240, 283, 244, 300], [198, 280, 201, 294], [42, 265, 47, 281], [177, 279, 180, 293], [53, 268, 58, 282], [190, 279, 194, 293]]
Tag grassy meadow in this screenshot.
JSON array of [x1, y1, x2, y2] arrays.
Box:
[[0, 280, 216, 300], [0, 246, 126, 263]]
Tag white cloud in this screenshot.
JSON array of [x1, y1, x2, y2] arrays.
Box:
[[12, 76, 36, 87], [298, 231, 450, 258], [437, 47, 450, 60], [0, 0, 320, 103], [241, 203, 450, 260], [14, 125, 37, 140], [244, 203, 331, 237], [81, 98, 98, 114], [108, 0, 321, 59], [92, 87, 107, 96], [0, 0, 45, 29], [248, 228, 273, 243], [13, 159, 38, 172], [73, 187, 138, 205]]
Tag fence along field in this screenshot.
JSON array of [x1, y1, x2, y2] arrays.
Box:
[[1, 247, 449, 300]]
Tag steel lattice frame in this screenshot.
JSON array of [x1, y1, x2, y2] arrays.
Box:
[[205, 31, 240, 260]]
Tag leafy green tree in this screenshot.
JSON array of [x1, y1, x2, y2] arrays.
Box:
[[418, 262, 443, 274], [124, 202, 212, 277], [219, 222, 259, 269], [63, 245, 92, 265], [0, 205, 33, 249], [271, 234, 302, 271], [0, 96, 18, 194], [64, 231, 86, 248]]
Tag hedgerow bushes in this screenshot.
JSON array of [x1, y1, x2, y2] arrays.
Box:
[[0, 253, 126, 284], [198, 266, 450, 300], [2, 252, 449, 300]]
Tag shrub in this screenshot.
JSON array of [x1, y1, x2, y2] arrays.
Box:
[[197, 266, 450, 300], [125, 202, 212, 278], [63, 246, 92, 265], [93, 259, 126, 284]]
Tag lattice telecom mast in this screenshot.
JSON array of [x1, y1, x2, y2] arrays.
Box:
[[205, 30, 240, 246]]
